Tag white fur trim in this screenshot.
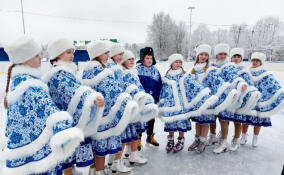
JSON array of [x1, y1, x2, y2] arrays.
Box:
[[93, 100, 139, 140], [194, 66, 217, 83], [159, 78, 182, 113], [78, 90, 105, 137], [99, 93, 134, 125], [11, 65, 41, 79], [203, 84, 238, 114], [139, 104, 159, 122], [257, 88, 284, 108], [186, 95, 218, 117], [2, 127, 83, 175], [252, 71, 273, 82], [158, 113, 188, 123], [109, 64, 123, 73], [250, 66, 264, 73], [125, 84, 139, 94], [3, 111, 72, 160], [50, 127, 84, 160], [52, 60, 77, 73], [65, 85, 105, 137], [123, 68, 138, 76], [236, 90, 261, 115], [257, 98, 284, 117], [231, 77, 246, 89], [179, 74, 212, 109], [81, 68, 114, 87], [193, 63, 207, 72], [160, 95, 218, 122], [6, 79, 49, 105], [42, 65, 78, 83], [167, 69, 183, 76]]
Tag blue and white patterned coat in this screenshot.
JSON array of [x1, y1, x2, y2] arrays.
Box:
[[3, 65, 84, 175], [106, 61, 140, 142], [192, 63, 237, 114], [42, 61, 104, 138], [81, 61, 139, 155], [158, 69, 218, 123], [211, 61, 248, 120], [233, 62, 262, 122], [250, 66, 284, 118], [42, 61, 104, 168], [191, 63, 238, 124]]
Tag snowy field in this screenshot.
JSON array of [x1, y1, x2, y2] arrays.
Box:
[[0, 61, 284, 175]]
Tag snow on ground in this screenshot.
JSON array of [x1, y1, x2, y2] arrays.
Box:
[[0, 62, 284, 175]]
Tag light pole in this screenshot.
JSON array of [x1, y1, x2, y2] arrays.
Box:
[[187, 6, 195, 61], [20, 0, 26, 34]]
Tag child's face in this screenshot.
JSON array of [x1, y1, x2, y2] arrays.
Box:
[[112, 53, 123, 64], [231, 55, 242, 64], [23, 54, 42, 68], [58, 48, 74, 63], [216, 53, 227, 62], [198, 53, 209, 63], [142, 55, 153, 67], [123, 58, 135, 69], [98, 52, 109, 63], [251, 59, 262, 68], [171, 60, 182, 70]]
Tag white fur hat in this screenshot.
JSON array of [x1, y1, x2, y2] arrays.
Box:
[[168, 53, 184, 65], [110, 43, 124, 58], [196, 44, 211, 57], [251, 52, 266, 64], [48, 38, 74, 60], [214, 43, 230, 56], [121, 50, 135, 64], [230, 48, 244, 59], [87, 40, 110, 60], [4, 35, 41, 64]]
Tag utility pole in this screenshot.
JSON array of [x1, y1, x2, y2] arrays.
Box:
[[20, 0, 26, 34], [187, 6, 195, 61]]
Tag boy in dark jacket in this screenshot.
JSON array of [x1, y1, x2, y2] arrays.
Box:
[[136, 47, 162, 150]]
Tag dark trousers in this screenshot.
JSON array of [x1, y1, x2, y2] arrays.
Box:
[[281, 165, 284, 175], [146, 119, 155, 136]]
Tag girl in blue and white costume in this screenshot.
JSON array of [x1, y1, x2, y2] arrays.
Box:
[[159, 53, 218, 153], [209, 43, 248, 154], [241, 52, 284, 147], [229, 48, 262, 151], [189, 44, 237, 153], [105, 43, 132, 173], [43, 38, 105, 175], [120, 50, 158, 163], [107, 45, 150, 173], [81, 41, 139, 175], [2, 36, 84, 175]]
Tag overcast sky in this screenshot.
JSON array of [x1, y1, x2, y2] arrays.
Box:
[[0, 0, 283, 45]]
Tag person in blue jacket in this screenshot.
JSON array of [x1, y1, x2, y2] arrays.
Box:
[[136, 47, 162, 149]]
